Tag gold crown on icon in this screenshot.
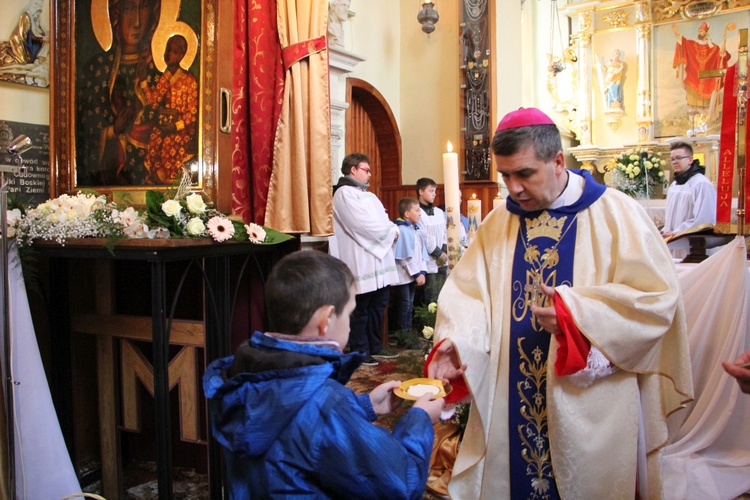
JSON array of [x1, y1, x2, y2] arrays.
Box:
[[525, 212, 568, 241]]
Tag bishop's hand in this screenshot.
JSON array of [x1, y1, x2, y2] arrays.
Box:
[[530, 283, 561, 336], [426, 339, 467, 383]]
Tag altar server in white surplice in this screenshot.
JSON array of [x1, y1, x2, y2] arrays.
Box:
[[426, 108, 693, 500], [330, 153, 399, 364], [662, 141, 716, 239]]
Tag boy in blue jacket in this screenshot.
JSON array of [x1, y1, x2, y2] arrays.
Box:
[[204, 251, 444, 499], [392, 197, 429, 333]]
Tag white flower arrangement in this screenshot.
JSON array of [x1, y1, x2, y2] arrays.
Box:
[[12, 173, 292, 247], [14, 192, 153, 246], [606, 148, 666, 198]]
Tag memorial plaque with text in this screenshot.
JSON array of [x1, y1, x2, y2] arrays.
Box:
[[0, 120, 50, 207]]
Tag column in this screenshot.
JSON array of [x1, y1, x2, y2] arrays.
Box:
[[635, 1, 654, 142], [573, 11, 593, 146], [328, 48, 365, 184]]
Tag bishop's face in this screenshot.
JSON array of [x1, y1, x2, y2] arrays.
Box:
[[496, 144, 567, 212]]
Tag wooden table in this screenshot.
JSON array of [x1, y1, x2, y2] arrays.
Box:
[[33, 237, 297, 499]]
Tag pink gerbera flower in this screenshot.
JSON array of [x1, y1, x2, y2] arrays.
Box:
[[206, 216, 235, 242]]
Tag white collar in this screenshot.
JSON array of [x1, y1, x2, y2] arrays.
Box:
[[548, 170, 584, 209]]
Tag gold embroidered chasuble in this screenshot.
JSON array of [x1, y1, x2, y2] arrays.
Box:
[[434, 187, 693, 500]]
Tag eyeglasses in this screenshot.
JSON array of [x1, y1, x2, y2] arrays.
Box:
[[670, 155, 691, 163], [356, 166, 371, 174]]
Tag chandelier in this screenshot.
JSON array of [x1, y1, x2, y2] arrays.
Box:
[[417, 1, 439, 35]]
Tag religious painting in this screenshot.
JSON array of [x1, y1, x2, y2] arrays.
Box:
[[653, 11, 748, 138], [0, 0, 50, 88], [51, 0, 222, 201]]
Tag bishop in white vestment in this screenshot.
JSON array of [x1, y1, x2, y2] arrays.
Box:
[[428, 108, 693, 500]]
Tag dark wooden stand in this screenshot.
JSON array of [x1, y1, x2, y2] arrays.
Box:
[[33, 237, 297, 500]]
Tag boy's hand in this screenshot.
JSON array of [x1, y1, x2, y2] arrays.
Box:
[[415, 274, 426, 286], [369, 380, 403, 416], [413, 395, 445, 424]]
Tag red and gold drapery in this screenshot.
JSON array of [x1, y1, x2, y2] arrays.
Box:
[[265, 0, 333, 236], [233, 0, 332, 236], [231, 0, 284, 224]]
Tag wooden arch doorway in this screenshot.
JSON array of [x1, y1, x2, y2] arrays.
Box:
[[345, 78, 402, 200]]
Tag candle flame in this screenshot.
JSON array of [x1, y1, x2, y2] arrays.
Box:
[[447, 141, 453, 153], [471, 193, 477, 200]]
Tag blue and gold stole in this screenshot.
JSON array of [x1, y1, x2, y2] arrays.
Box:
[[504, 170, 605, 499]]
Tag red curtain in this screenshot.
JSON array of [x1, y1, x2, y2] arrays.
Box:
[[232, 0, 285, 223]]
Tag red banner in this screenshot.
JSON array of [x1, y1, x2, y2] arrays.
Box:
[[717, 63, 737, 227]]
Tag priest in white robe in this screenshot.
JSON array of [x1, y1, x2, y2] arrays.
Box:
[[330, 153, 399, 363], [427, 108, 693, 500], [662, 142, 716, 238]]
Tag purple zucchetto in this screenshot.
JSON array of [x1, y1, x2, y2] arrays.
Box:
[[495, 107, 555, 132]]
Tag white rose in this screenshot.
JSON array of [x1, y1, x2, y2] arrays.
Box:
[[422, 326, 434, 339], [428, 302, 438, 313], [186, 217, 206, 236], [185, 193, 206, 214], [162, 199, 182, 217], [5, 208, 21, 237], [633, 166, 641, 176]]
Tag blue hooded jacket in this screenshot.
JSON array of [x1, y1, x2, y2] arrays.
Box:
[[203, 331, 435, 499]]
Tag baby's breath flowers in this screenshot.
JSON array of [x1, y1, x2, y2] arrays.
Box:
[[13, 180, 291, 246], [14, 192, 148, 247]]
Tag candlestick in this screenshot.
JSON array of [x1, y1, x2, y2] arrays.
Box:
[[443, 141, 461, 270], [467, 194, 481, 245]]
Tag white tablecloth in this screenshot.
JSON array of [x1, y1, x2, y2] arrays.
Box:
[[4, 245, 81, 498], [662, 237, 750, 500]]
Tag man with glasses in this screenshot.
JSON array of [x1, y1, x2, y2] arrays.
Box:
[[331, 153, 400, 365], [662, 142, 716, 239]]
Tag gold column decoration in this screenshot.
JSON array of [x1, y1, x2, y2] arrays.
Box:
[[576, 24, 594, 145], [635, 2, 654, 142]]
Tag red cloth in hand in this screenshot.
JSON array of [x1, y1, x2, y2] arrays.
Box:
[[553, 292, 590, 376], [424, 339, 470, 404]]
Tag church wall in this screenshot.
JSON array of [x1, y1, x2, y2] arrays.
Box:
[[0, 0, 50, 126], [398, 1, 460, 185], [348, 0, 402, 122], [347, 0, 460, 186]]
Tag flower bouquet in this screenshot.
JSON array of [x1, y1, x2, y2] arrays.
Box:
[[606, 148, 666, 198], [13, 171, 292, 248]]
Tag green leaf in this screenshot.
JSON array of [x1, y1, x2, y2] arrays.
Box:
[[145, 191, 177, 232], [229, 221, 294, 245], [261, 226, 295, 245]]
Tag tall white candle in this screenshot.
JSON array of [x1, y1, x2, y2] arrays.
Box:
[[443, 141, 461, 270], [467, 194, 481, 245]]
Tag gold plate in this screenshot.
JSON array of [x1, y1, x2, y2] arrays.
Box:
[[394, 378, 452, 401]]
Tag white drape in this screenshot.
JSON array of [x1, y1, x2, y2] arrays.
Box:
[[663, 237, 750, 500], [4, 246, 80, 499]]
